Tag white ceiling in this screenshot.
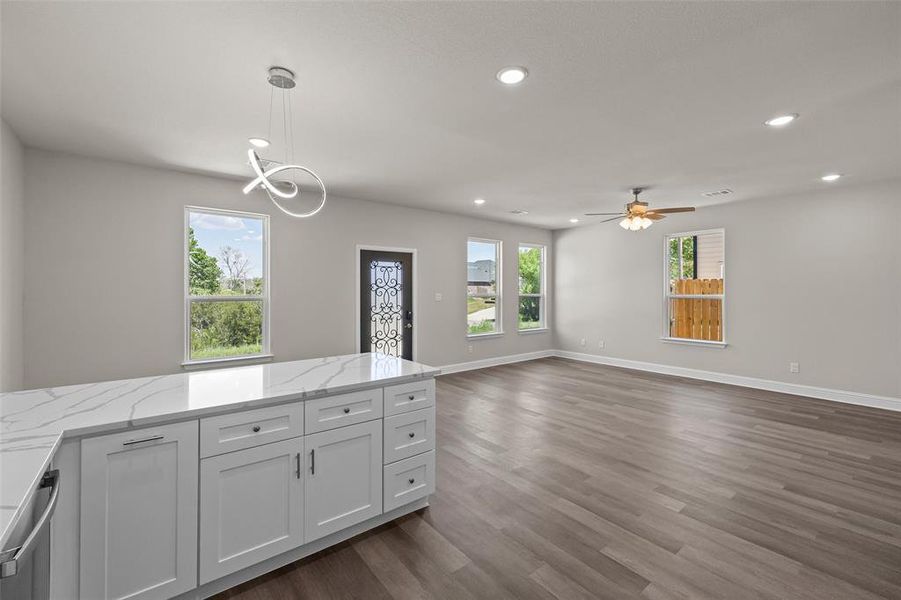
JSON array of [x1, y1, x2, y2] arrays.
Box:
[[2, 2, 899, 228]]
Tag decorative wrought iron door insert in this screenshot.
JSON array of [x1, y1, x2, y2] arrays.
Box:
[[360, 250, 413, 360]]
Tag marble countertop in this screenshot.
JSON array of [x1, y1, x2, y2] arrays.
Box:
[[0, 352, 439, 549]]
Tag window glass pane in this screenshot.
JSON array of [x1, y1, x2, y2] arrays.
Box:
[[518, 246, 542, 294], [188, 211, 265, 296], [668, 298, 722, 341], [190, 300, 263, 359], [667, 231, 724, 293], [518, 297, 541, 330], [467, 240, 498, 294], [467, 239, 499, 334], [467, 295, 497, 334]]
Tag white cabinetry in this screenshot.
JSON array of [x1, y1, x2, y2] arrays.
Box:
[[80, 421, 198, 600], [304, 420, 382, 542], [198, 437, 304, 584]]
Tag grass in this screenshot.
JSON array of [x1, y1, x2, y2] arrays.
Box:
[[468, 321, 496, 335], [518, 320, 541, 330], [191, 343, 263, 360]]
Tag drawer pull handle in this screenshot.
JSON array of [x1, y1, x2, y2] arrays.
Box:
[[408, 395, 415, 401], [252, 425, 261, 433], [408, 432, 415, 438], [123, 435, 164, 446], [343, 407, 350, 414], [408, 478, 415, 484]]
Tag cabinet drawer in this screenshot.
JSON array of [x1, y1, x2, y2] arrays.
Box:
[[383, 450, 435, 512], [384, 406, 435, 464], [304, 388, 383, 434], [383, 379, 435, 416], [200, 403, 303, 458]]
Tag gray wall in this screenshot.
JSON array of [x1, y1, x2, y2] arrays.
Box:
[[23, 149, 552, 388], [553, 180, 901, 399], [0, 119, 25, 392]]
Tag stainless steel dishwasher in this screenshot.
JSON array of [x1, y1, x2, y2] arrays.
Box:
[[0, 470, 59, 600]]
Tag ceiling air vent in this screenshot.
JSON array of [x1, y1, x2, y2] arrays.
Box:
[[701, 189, 733, 198], [509, 209, 530, 215]]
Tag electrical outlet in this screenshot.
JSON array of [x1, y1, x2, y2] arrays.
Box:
[[789, 362, 800, 373], [580, 338, 587, 347], [468, 345, 473, 354], [434, 292, 442, 302], [598, 340, 605, 349]]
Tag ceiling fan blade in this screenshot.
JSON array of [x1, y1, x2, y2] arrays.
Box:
[[584, 212, 624, 216], [646, 213, 666, 220], [599, 216, 624, 223], [649, 207, 695, 214]]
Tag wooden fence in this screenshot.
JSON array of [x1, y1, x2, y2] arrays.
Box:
[[670, 279, 723, 341]]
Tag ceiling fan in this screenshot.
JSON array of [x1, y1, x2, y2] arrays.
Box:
[[585, 188, 695, 231]]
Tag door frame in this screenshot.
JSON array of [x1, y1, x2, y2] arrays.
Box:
[[355, 245, 419, 361]]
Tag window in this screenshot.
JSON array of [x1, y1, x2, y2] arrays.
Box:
[[665, 229, 725, 344], [467, 238, 501, 335], [185, 207, 269, 363], [518, 244, 545, 330]]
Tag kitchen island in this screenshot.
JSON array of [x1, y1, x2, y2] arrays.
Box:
[[0, 352, 439, 599]]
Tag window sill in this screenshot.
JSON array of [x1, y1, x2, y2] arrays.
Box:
[[467, 332, 504, 340], [660, 337, 727, 348], [517, 327, 549, 335], [182, 353, 275, 370]]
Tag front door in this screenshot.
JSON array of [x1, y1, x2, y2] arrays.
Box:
[[360, 249, 413, 360]]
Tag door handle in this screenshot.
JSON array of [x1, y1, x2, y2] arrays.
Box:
[[0, 470, 60, 579]]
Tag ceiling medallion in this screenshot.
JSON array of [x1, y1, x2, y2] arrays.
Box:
[[242, 66, 327, 218]]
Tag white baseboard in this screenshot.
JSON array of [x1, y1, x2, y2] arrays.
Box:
[[553, 350, 901, 413], [439, 350, 555, 375], [439, 348, 901, 413]]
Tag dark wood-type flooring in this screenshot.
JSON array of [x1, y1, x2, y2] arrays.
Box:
[[215, 357, 901, 600]]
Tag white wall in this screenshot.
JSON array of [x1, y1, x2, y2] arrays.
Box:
[[554, 180, 901, 399], [23, 149, 552, 388], [0, 119, 26, 392]]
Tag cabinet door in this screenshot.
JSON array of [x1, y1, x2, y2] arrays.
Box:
[[304, 420, 382, 542], [80, 421, 198, 600], [199, 437, 304, 584]]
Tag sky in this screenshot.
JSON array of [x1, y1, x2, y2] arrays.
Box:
[[467, 240, 497, 263], [190, 211, 264, 278]]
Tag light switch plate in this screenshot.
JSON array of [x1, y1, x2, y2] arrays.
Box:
[[434, 293, 442, 302]]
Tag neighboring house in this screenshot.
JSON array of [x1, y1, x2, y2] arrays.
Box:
[[467, 259, 495, 285]]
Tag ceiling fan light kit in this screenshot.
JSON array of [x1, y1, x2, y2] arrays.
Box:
[[242, 66, 327, 219], [588, 187, 695, 232]]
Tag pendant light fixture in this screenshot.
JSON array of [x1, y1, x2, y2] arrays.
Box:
[[243, 67, 327, 218]]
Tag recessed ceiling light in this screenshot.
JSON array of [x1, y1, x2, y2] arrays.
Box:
[[496, 66, 528, 85], [821, 173, 842, 182], [248, 137, 270, 148], [764, 113, 798, 127], [473, 198, 486, 205], [569, 218, 579, 223]]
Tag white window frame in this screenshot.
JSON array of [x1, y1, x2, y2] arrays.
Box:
[[662, 228, 726, 348], [183, 206, 272, 366], [517, 243, 547, 332], [466, 237, 503, 338]]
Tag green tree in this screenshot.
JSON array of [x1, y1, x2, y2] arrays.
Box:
[[518, 247, 541, 294], [669, 236, 695, 282], [518, 247, 542, 325], [188, 227, 222, 294]]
